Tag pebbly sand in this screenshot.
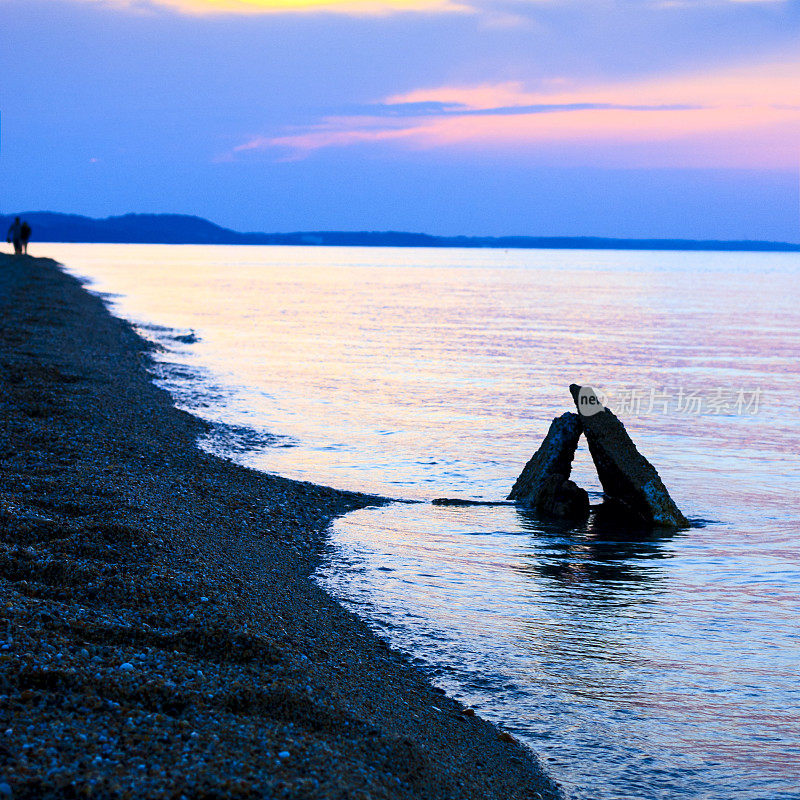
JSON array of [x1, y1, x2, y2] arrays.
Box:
[[0, 253, 562, 799]]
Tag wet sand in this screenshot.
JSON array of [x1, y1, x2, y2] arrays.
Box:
[[0, 253, 561, 799]]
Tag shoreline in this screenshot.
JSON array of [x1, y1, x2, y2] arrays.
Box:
[[0, 253, 561, 799]]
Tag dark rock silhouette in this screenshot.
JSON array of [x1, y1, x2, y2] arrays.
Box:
[[431, 498, 515, 506], [569, 384, 688, 527], [535, 474, 591, 520], [507, 413, 589, 519]]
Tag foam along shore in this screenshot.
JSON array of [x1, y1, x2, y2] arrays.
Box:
[[0, 254, 561, 799]]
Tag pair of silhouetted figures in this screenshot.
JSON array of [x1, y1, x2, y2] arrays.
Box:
[[7, 217, 31, 255]]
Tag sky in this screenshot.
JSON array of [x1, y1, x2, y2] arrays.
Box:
[[1, 0, 800, 239]]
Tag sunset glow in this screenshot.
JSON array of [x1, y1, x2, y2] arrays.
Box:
[[4, 0, 800, 238], [256, 61, 800, 167], [80, 0, 468, 14], [73, 0, 793, 15]]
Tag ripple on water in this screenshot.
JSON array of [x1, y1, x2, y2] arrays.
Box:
[[51, 244, 800, 800], [316, 503, 800, 800]]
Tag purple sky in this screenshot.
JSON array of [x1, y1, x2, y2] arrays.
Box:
[[2, 0, 799, 239]]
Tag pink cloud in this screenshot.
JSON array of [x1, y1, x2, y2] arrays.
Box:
[[243, 59, 800, 168]]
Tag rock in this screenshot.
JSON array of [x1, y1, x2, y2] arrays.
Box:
[[431, 499, 513, 507], [536, 475, 590, 520], [569, 384, 688, 527], [508, 413, 588, 519], [508, 412, 582, 500]]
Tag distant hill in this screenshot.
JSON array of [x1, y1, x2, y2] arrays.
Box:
[[3, 211, 799, 252]]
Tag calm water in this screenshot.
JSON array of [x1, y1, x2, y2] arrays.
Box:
[[50, 243, 800, 800]]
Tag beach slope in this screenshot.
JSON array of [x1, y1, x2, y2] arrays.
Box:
[[0, 254, 560, 799]]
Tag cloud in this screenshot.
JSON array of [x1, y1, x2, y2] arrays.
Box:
[[241, 61, 800, 167], [69, 0, 471, 15], [363, 99, 702, 118]]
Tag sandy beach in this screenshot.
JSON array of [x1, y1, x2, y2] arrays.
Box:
[[0, 253, 560, 799]]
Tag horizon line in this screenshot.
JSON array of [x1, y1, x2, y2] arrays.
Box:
[[3, 210, 799, 252]]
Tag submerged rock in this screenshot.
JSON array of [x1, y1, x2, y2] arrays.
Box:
[[508, 413, 589, 519], [569, 384, 688, 527], [536, 475, 591, 520], [431, 498, 514, 507]]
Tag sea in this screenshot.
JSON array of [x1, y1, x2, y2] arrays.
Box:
[[48, 243, 800, 800]]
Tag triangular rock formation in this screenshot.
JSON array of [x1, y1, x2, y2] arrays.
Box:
[[508, 387, 688, 527]]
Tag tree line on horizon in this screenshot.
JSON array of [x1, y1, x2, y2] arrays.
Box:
[[2, 212, 798, 252]]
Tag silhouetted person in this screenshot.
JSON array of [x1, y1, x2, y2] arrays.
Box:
[[6, 217, 22, 255], [20, 221, 31, 255]]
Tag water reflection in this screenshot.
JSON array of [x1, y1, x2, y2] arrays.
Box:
[[318, 500, 800, 800], [513, 503, 676, 590]]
